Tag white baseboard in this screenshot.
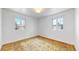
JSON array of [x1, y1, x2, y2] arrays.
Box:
[[2, 34, 37, 45]]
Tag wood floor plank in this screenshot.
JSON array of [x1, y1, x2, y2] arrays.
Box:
[[1, 36, 76, 51]]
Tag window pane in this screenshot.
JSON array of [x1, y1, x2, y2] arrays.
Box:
[[53, 18, 57, 25], [15, 16, 21, 25], [21, 19, 25, 26], [58, 16, 63, 25], [58, 16, 63, 30]]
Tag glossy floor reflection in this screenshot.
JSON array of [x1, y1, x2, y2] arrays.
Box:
[[1, 36, 76, 51]]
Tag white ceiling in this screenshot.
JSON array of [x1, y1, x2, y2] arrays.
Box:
[[8, 8, 69, 18]]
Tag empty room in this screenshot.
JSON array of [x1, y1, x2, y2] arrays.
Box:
[[0, 8, 79, 51]]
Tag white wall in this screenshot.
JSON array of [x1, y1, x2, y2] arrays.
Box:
[[39, 9, 76, 45], [2, 9, 37, 44], [0, 9, 2, 49], [75, 8, 79, 50]]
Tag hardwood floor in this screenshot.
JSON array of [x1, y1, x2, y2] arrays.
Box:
[[1, 36, 76, 51]]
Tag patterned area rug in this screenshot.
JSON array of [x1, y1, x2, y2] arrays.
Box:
[[1, 36, 75, 51]]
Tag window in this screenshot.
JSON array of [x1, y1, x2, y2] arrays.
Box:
[[53, 18, 57, 30], [52, 16, 64, 31], [15, 16, 25, 30]]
